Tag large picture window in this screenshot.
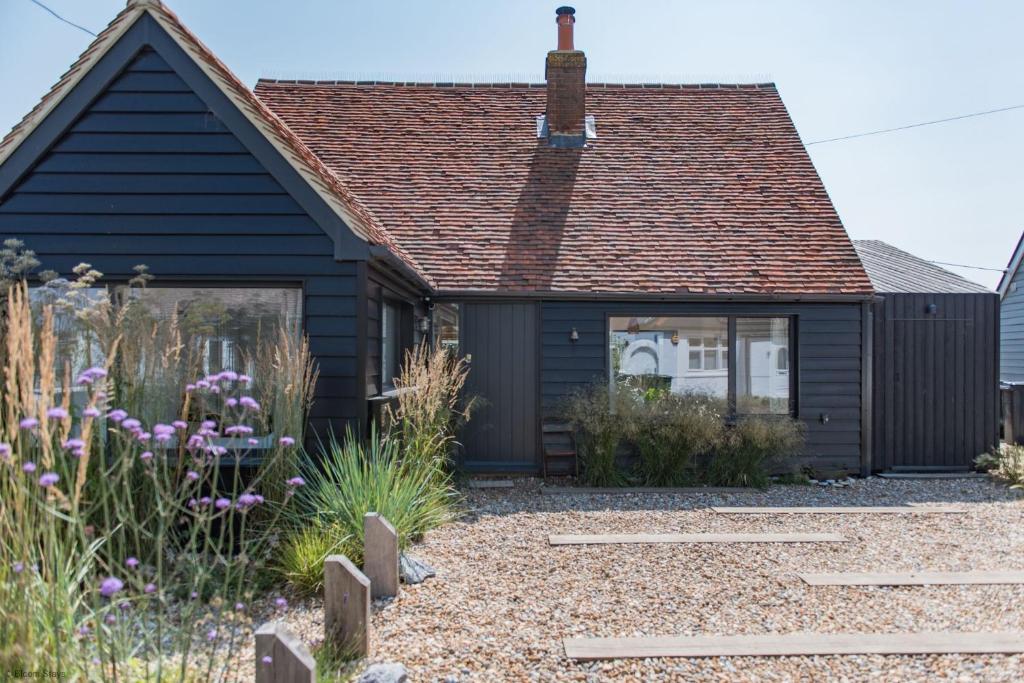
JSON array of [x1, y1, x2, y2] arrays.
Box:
[[127, 286, 303, 377], [608, 314, 793, 415], [610, 316, 728, 398]]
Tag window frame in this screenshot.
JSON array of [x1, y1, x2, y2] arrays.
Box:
[[380, 297, 403, 392], [606, 313, 798, 418]]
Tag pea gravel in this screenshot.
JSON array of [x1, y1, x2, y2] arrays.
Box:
[[247, 477, 1024, 681]]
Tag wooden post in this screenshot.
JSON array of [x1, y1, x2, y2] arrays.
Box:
[[364, 512, 399, 599], [255, 622, 316, 683], [324, 554, 371, 656]]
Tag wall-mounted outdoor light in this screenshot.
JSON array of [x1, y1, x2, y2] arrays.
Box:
[[670, 332, 680, 345], [819, 412, 830, 424], [926, 303, 938, 315], [418, 316, 431, 334], [569, 327, 579, 343]]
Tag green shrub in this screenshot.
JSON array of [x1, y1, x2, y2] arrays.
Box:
[[275, 525, 352, 596], [293, 429, 455, 569], [976, 445, 1024, 488], [561, 383, 630, 486], [707, 416, 805, 488], [627, 392, 724, 486]]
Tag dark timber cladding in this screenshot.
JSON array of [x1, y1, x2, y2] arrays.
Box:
[[871, 293, 1000, 470], [0, 46, 363, 435], [459, 302, 539, 471], [541, 301, 865, 474]]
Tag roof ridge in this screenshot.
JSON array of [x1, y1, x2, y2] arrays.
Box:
[[256, 78, 777, 91]]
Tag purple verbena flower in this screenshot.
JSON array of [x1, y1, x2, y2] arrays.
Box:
[[107, 409, 128, 423], [104, 614, 116, 625], [199, 496, 212, 507], [279, 436, 296, 447], [12, 562, 24, 574], [201, 420, 217, 430], [82, 407, 101, 418], [261, 656, 273, 666], [22, 462, 36, 474], [221, 370, 238, 382], [206, 629, 217, 641], [78, 625, 90, 636], [172, 420, 188, 430], [38, 472, 59, 488], [210, 385, 221, 394], [121, 418, 141, 431], [286, 476, 306, 487], [0, 443, 10, 460], [118, 601, 131, 612], [239, 374, 252, 384], [19, 417, 39, 430], [125, 557, 139, 569], [62, 438, 85, 450], [234, 602, 245, 611], [185, 384, 197, 393], [46, 407, 68, 420], [214, 498, 231, 510], [153, 423, 175, 435], [225, 398, 238, 408], [140, 451, 154, 461], [144, 583, 157, 594], [186, 470, 200, 481], [239, 396, 259, 411], [154, 433, 172, 443], [83, 367, 107, 380], [72, 448, 86, 458], [274, 597, 288, 609], [99, 576, 124, 598], [236, 493, 261, 510], [225, 425, 254, 436], [196, 380, 210, 390], [247, 438, 259, 446]]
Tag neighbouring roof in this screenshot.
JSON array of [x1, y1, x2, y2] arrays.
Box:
[[853, 240, 992, 294], [255, 80, 874, 296], [0, 0, 433, 288]]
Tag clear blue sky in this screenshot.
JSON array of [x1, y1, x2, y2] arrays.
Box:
[[1, 0, 1021, 288]]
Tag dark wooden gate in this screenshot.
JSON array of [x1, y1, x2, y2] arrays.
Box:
[[458, 302, 539, 472], [871, 292, 999, 470]]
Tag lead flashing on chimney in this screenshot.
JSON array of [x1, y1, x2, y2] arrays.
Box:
[[535, 114, 596, 143]]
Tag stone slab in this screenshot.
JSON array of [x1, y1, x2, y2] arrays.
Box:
[[799, 571, 1024, 586], [564, 631, 1024, 660], [549, 533, 846, 545]]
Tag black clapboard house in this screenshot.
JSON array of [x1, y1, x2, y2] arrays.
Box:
[[0, 1, 995, 475]]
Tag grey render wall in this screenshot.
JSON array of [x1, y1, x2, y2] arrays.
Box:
[[0, 48, 362, 435], [1002, 266, 1024, 383], [541, 300, 865, 473]]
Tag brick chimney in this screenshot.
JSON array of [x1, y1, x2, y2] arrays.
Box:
[[545, 6, 586, 147]]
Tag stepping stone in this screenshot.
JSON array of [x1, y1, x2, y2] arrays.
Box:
[[711, 506, 966, 514], [799, 571, 1024, 586], [563, 631, 1024, 660], [877, 472, 986, 480], [468, 479, 514, 489], [541, 486, 747, 495], [548, 533, 845, 545]]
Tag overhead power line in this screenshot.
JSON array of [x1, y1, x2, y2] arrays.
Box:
[[26, 0, 97, 37], [807, 103, 1024, 145], [926, 259, 1006, 273]]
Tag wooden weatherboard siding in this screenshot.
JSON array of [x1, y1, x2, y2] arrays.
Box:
[[871, 292, 999, 470], [541, 301, 864, 473], [1002, 265, 1024, 383], [0, 47, 363, 435]]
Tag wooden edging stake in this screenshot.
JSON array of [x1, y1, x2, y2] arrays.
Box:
[[255, 622, 316, 682], [324, 554, 371, 657], [364, 512, 399, 599]]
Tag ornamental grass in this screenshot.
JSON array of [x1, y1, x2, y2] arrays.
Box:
[[0, 275, 313, 681]]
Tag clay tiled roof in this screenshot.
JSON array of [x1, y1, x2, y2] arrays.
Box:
[[0, 0, 432, 288], [255, 80, 873, 296]]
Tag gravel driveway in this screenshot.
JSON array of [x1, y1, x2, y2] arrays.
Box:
[[350, 477, 1024, 682]]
